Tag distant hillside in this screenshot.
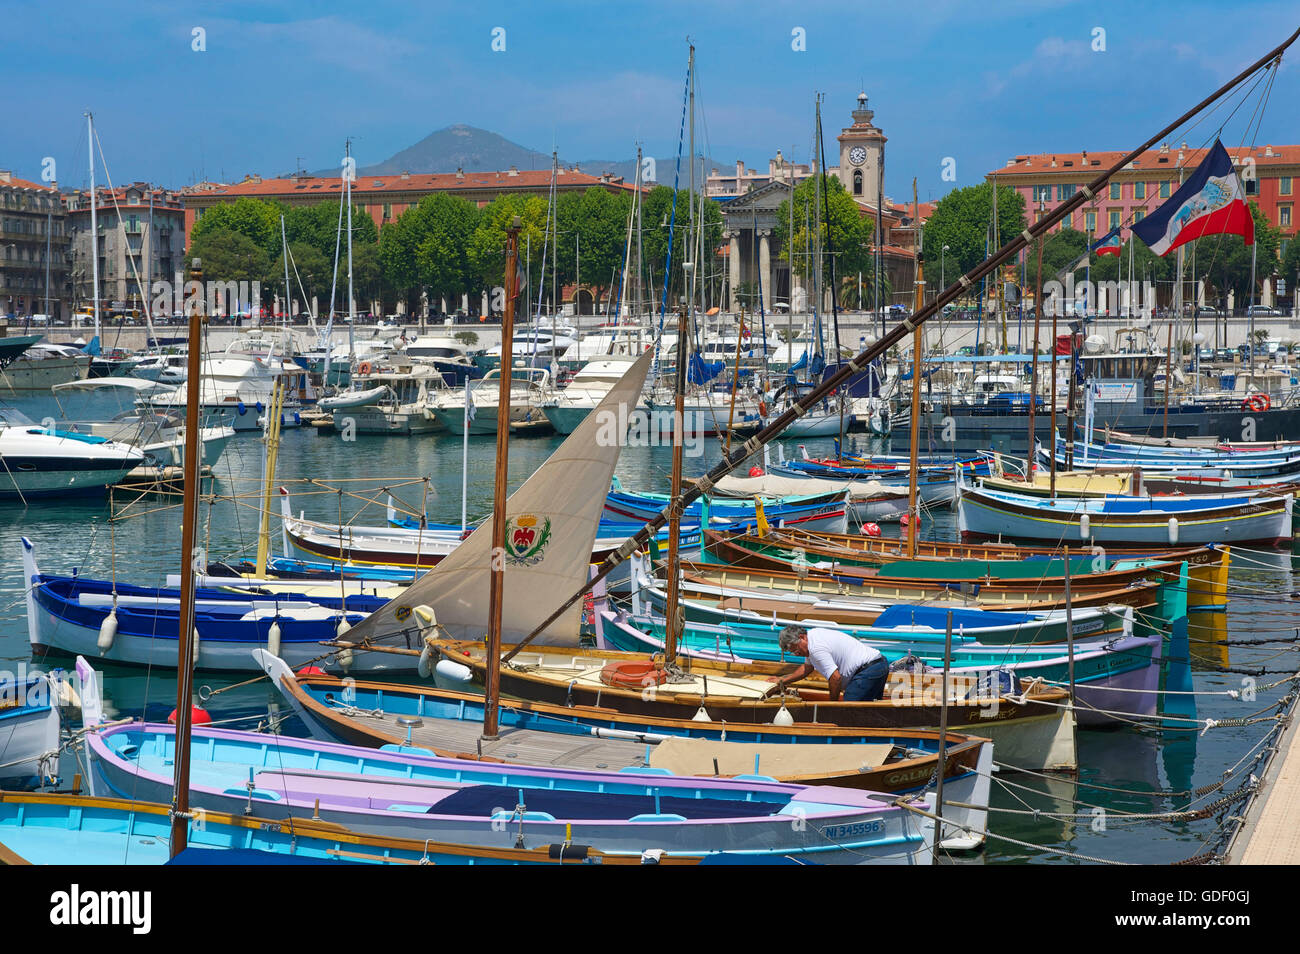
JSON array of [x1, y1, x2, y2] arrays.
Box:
[[314, 124, 726, 185]]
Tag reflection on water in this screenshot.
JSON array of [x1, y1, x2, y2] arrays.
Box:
[[3, 423, 1298, 864]]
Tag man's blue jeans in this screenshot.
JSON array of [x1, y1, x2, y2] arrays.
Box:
[[843, 657, 889, 701]]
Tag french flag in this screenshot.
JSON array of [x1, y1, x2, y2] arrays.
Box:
[[1131, 139, 1254, 257], [1090, 227, 1122, 257]]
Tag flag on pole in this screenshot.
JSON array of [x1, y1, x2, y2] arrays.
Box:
[[464, 377, 476, 425], [1131, 140, 1254, 257], [1090, 227, 1122, 257]]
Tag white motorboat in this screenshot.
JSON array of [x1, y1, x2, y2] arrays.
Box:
[[0, 408, 144, 499]]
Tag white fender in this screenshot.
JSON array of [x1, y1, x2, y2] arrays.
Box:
[[1168, 516, 1179, 545], [771, 704, 795, 726], [434, 658, 472, 684], [97, 605, 118, 653], [1079, 513, 1091, 539], [267, 617, 282, 658]]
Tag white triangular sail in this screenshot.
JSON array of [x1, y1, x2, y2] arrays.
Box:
[[344, 349, 653, 647]]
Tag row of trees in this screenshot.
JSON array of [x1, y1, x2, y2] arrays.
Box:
[[187, 186, 724, 318], [923, 182, 1294, 308]]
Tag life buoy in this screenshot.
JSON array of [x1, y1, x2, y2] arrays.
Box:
[[599, 661, 668, 690], [1244, 393, 1270, 412], [357, 361, 373, 375]]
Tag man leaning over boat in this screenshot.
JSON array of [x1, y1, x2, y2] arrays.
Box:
[[767, 625, 890, 702]]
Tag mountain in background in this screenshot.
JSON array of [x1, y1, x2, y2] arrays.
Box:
[[310, 124, 726, 185]]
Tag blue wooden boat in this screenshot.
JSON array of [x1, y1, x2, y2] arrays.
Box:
[[85, 722, 938, 864], [0, 791, 695, 866], [0, 668, 61, 788]]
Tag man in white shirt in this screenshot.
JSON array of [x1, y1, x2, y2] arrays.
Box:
[[769, 625, 889, 701]]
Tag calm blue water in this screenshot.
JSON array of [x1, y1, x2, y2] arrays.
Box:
[[1, 408, 1292, 865]]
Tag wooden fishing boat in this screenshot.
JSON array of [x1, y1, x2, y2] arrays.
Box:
[[957, 482, 1294, 547], [0, 791, 698, 866], [87, 721, 939, 864], [0, 669, 61, 788], [595, 609, 1163, 729], [700, 527, 1200, 593], [425, 638, 1078, 772], [256, 652, 992, 848]]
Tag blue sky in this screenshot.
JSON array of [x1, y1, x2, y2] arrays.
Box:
[[4, 1, 1297, 204]]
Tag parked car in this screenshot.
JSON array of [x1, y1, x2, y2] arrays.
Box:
[[1247, 305, 1282, 317]]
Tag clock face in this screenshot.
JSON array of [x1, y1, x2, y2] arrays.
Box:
[[849, 146, 867, 166]]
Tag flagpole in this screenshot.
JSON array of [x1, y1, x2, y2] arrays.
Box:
[[1249, 240, 1257, 377]]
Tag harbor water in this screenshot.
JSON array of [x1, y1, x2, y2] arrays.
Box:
[[0, 419, 1291, 865]]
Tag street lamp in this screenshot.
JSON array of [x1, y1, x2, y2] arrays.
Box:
[[941, 245, 950, 295]]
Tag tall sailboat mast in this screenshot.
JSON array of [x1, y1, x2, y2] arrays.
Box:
[[345, 138, 355, 363], [483, 218, 522, 740], [86, 112, 100, 338], [169, 257, 205, 857]]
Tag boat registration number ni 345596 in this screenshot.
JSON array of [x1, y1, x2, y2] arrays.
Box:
[[820, 819, 885, 839]]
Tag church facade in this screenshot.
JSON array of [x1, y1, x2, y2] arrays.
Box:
[[718, 94, 920, 314]]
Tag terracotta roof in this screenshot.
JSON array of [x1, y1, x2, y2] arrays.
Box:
[[990, 144, 1300, 177], [194, 168, 639, 200], [0, 174, 56, 191]]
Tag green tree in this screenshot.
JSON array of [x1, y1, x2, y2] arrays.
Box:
[[923, 182, 1027, 279], [554, 187, 632, 302], [271, 242, 331, 312], [637, 185, 723, 309], [468, 193, 549, 309], [1280, 236, 1300, 311], [190, 197, 282, 252], [774, 175, 876, 305], [380, 193, 481, 312], [188, 228, 271, 286], [1198, 202, 1282, 308]]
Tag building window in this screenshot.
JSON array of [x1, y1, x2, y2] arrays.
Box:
[[1032, 184, 1051, 204], [383, 202, 392, 220], [852, 170, 862, 196], [1133, 209, 1145, 222], [1282, 205, 1292, 229], [1160, 180, 1171, 199], [1110, 182, 1122, 200], [1085, 211, 1096, 233], [1282, 177, 1293, 196], [1245, 175, 1259, 195], [1134, 182, 1146, 200], [1057, 184, 1076, 201], [1109, 210, 1121, 229]]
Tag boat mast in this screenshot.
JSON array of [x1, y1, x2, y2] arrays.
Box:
[[664, 295, 689, 664], [345, 138, 355, 365], [1027, 200, 1045, 473], [169, 257, 205, 858], [483, 217, 522, 740], [687, 44, 696, 316], [86, 112, 100, 339], [906, 178, 923, 559], [501, 26, 1300, 657], [816, 95, 845, 446]]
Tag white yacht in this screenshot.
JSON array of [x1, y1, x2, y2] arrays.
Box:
[[427, 366, 554, 435], [50, 378, 236, 467], [402, 335, 480, 386], [0, 407, 144, 499], [323, 364, 446, 435], [540, 355, 641, 434], [0, 342, 91, 394], [142, 352, 306, 431]]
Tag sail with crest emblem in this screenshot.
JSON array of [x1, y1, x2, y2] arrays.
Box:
[[340, 349, 653, 647]]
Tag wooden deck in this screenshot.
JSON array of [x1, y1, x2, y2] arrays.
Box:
[[341, 707, 653, 772], [1225, 690, 1300, 864]]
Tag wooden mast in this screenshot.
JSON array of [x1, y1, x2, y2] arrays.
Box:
[[483, 217, 522, 740], [906, 177, 924, 559], [664, 296, 689, 664], [169, 257, 205, 858]]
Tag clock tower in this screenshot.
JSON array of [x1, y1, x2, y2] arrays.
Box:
[[837, 92, 886, 209]]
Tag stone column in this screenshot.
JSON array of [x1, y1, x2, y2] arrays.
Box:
[[758, 230, 772, 314], [726, 230, 741, 312]]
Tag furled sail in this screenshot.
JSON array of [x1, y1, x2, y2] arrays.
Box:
[[343, 349, 653, 647]]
